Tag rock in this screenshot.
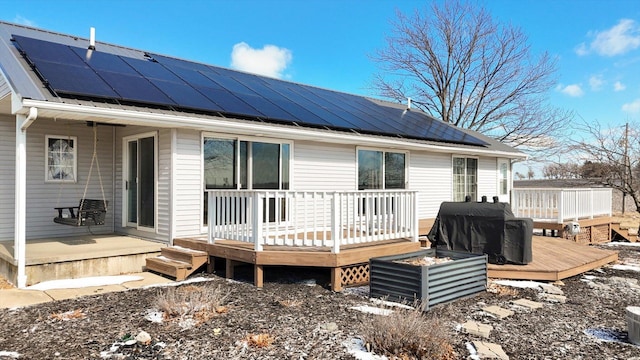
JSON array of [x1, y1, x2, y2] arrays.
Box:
[[538, 293, 567, 304], [540, 284, 564, 295], [512, 298, 543, 310], [321, 322, 339, 332], [461, 321, 493, 338], [482, 305, 514, 319], [472, 341, 509, 359], [135, 331, 151, 345]]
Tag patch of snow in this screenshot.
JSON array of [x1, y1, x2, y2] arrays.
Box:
[[342, 286, 369, 298], [298, 279, 316, 286], [369, 298, 414, 310], [343, 338, 388, 360], [492, 280, 546, 289], [584, 328, 629, 344], [142, 276, 214, 289], [99, 343, 122, 359], [350, 305, 393, 316], [0, 351, 20, 358], [582, 275, 597, 281], [25, 275, 143, 291], [171, 245, 205, 253], [602, 241, 640, 247], [610, 264, 640, 272], [144, 309, 164, 323], [465, 342, 480, 360]]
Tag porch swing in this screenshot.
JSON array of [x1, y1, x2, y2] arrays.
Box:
[[54, 123, 108, 227]]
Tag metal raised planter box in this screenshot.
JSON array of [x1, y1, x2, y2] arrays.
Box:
[[369, 248, 487, 311]]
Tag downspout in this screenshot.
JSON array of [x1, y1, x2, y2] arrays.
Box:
[[15, 106, 37, 288]]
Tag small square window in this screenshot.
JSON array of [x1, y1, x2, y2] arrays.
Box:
[[46, 135, 77, 182]]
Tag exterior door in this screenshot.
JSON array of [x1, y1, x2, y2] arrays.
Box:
[[124, 132, 156, 230], [497, 158, 510, 203]]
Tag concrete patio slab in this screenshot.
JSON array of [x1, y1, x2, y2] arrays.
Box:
[[0, 289, 53, 309]]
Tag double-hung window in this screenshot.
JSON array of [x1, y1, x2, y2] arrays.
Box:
[[46, 135, 77, 182], [203, 136, 290, 225], [453, 157, 478, 202]]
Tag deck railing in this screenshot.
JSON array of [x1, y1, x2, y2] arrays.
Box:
[[511, 188, 612, 223], [206, 190, 419, 253]]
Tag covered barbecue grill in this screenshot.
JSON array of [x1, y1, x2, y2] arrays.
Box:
[[427, 199, 533, 265]]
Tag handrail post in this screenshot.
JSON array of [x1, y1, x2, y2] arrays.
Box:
[[207, 191, 214, 244], [412, 191, 419, 242], [557, 189, 564, 223], [253, 192, 263, 251], [332, 192, 341, 254]]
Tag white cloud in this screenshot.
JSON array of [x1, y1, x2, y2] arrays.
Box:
[[13, 15, 36, 27], [589, 75, 604, 90], [614, 81, 626, 91], [560, 84, 584, 97], [230, 42, 292, 79], [622, 98, 640, 114], [578, 19, 640, 56]]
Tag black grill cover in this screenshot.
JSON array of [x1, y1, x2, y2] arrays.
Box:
[[427, 201, 533, 265]]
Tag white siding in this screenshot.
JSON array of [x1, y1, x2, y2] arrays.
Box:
[[293, 141, 356, 191], [24, 119, 115, 239], [173, 129, 204, 237], [478, 157, 498, 201], [409, 151, 452, 219], [0, 116, 15, 240]]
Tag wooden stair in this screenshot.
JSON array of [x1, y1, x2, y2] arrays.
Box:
[[145, 246, 209, 281], [611, 222, 638, 243]]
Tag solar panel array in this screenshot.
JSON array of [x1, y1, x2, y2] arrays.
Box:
[[12, 35, 487, 146]]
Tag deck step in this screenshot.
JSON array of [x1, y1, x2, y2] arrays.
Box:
[[611, 223, 638, 243], [145, 245, 209, 281]]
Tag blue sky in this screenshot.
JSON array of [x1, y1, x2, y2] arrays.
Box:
[[2, 0, 640, 175]]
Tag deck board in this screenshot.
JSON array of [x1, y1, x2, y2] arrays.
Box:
[[487, 235, 618, 281]]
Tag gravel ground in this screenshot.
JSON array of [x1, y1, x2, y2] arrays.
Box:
[[0, 244, 639, 359]]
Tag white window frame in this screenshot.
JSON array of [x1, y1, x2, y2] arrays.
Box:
[[497, 158, 510, 196], [356, 146, 409, 190], [452, 156, 478, 202], [45, 134, 77, 183], [201, 133, 293, 231]]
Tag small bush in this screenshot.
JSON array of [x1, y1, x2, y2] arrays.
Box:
[[49, 309, 86, 321], [245, 333, 275, 348], [154, 284, 230, 324], [359, 305, 455, 360]]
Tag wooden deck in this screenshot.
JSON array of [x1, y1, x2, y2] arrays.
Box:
[[174, 237, 421, 291], [488, 235, 618, 281]]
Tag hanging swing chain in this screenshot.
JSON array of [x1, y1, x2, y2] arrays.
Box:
[[82, 124, 108, 210]]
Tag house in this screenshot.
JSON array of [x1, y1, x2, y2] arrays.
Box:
[[0, 22, 526, 288]]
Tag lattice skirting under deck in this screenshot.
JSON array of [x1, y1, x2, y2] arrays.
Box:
[[340, 263, 370, 288]]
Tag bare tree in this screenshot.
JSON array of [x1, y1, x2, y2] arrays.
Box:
[[372, 1, 572, 158], [572, 121, 640, 211]]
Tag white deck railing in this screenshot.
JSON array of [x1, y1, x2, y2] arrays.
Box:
[[511, 188, 612, 223], [207, 190, 419, 253]]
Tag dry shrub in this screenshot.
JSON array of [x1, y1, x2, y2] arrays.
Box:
[[155, 284, 230, 323], [277, 299, 302, 308], [49, 309, 86, 321], [487, 283, 519, 296], [245, 333, 275, 348], [360, 306, 455, 360]]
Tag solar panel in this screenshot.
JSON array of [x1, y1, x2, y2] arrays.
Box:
[[99, 71, 175, 105], [13, 35, 488, 147], [33, 60, 119, 98], [13, 35, 84, 65]]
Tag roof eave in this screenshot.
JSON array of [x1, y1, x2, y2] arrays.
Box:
[[17, 99, 527, 159]]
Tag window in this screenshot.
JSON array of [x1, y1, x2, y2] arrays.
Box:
[[453, 157, 477, 202], [358, 149, 406, 190], [46, 135, 77, 182], [499, 161, 508, 195], [203, 136, 291, 225]]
